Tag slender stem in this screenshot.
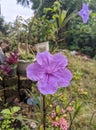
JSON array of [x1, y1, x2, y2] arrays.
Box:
[[42, 95, 46, 130], [89, 110, 96, 130]]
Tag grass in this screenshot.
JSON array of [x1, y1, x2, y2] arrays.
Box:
[[61, 49, 96, 130]]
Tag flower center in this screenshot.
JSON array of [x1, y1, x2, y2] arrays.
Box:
[[83, 11, 87, 16], [46, 67, 53, 75]]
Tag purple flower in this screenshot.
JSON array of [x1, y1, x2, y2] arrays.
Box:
[[26, 51, 72, 95], [78, 3, 89, 23]]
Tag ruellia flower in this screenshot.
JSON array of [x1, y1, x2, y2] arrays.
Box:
[[78, 3, 89, 23], [26, 51, 72, 95]]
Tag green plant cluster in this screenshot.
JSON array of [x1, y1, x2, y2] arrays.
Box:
[[66, 12, 96, 58], [28, 16, 56, 44]]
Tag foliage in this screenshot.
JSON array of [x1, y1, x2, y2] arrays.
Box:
[[0, 16, 10, 36], [0, 106, 35, 129], [17, 0, 33, 8], [8, 16, 29, 42], [0, 106, 20, 130], [15, 0, 96, 57], [16, 0, 55, 12], [43, 1, 77, 45], [66, 12, 96, 58], [19, 48, 36, 60], [7, 15, 56, 45], [28, 16, 56, 44]]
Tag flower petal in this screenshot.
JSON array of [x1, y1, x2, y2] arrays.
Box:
[[26, 62, 44, 81], [53, 53, 68, 66], [37, 75, 58, 95], [50, 53, 68, 72], [36, 51, 52, 66], [53, 68, 73, 87], [78, 3, 89, 23], [83, 3, 89, 10]]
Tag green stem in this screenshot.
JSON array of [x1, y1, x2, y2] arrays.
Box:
[[42, 95, 46, 130]]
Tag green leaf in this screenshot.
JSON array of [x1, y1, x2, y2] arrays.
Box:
[[11, 106, 20, 114], [73, 102, 82, 119], [1, 109, 11, 115], [56, 105, 61, 113], [39, 125, 44, 130], [59, 10, 66, 28], [16, 115, 23, 121]]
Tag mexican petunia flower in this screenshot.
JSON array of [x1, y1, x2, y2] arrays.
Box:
[[78, 3, 89, 23], [26, 51, 72, 95]]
